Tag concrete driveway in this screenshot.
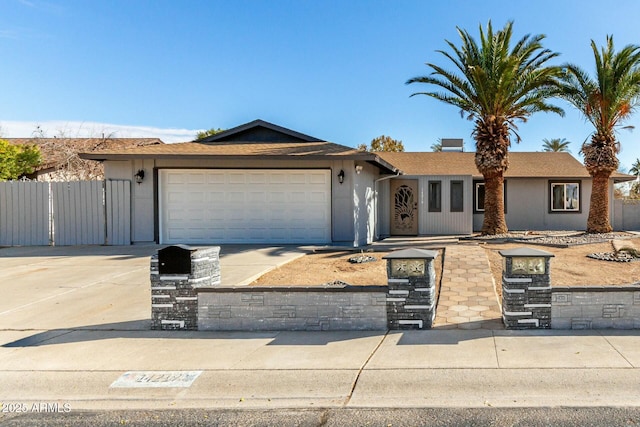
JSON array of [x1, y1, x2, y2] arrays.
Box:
[[0, 244, 307, 330]]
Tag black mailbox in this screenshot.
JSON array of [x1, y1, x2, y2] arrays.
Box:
[[158, 244, 196, 275]]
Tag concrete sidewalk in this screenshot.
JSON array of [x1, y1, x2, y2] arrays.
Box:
[[1, 329, 640, 410]]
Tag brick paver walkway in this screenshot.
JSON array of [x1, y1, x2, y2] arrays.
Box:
[[435, 244, 503, 329]]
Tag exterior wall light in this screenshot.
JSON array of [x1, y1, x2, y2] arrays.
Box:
[[134, 169, 145, 184], [355, 165, 363, 174], [337, 169, 345, 184]]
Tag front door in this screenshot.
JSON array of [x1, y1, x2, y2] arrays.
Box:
[[390, 179, 418, 235]]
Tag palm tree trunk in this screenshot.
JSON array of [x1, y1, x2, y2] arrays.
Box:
[[586, 171, 613, 233], [481, 172, 508, 235]]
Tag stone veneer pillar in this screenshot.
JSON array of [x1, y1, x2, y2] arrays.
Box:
[[383, 249, 438, 330], [150, 245, 220, 330], [500, 247, 554, 329]]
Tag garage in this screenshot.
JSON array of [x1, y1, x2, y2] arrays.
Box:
[[159, 169, 332, 244]]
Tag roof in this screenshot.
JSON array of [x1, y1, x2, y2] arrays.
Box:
[[199, 119, 324, 143], [377, 151, 635, 182], [80, 120, 399, 174], [8, 137, 163, 173], [74, 120, 635, 182]]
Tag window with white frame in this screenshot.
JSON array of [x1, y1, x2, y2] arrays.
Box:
[[473, 180, 507, 213], [550, 182, 580, 212]]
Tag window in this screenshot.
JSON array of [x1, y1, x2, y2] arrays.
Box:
[[474, 180, 507, 213], [450, 181, 464, 212], [428, 181, 441, 212], [475, 182, 485, 212], [550, 181, 581, 212]]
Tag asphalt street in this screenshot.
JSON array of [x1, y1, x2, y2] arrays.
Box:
[[3, 407, 640, 427]]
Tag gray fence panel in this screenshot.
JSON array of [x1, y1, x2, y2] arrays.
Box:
[[105, 180, 131, 245], [615, 199, 640, 231], [1, 180, 131, 246], [0, 181, 50, 246], [52, 181, 105, 246]]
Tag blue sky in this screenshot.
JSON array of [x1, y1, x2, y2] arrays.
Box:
[[1, 0, 640, 170]]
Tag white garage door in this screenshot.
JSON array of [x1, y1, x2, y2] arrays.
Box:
[[159, 169, 331, 244]]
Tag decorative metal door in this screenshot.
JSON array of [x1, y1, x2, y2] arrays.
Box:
[[390, 179, 418, 235]]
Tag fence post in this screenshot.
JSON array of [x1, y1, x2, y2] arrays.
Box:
[[383, 248, 438, 330], [500, 247, 554, 329]]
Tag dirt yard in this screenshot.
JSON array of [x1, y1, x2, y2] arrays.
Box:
[[250, 239, 640, 289], [483, 237, 640, 289], [250, 250, 444, 286]]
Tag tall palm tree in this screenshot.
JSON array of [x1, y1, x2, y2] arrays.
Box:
[[630, 158, 640, 177], [407, 21, 564, 234], [542, 137, 571, 152], [560, 36, 640, 233]]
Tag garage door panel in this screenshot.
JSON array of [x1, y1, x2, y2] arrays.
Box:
[[208, 192, 225, 203], [249, 192, 266, 203], [309, 191, 327, 203], [186, 192, 205, 203], [160, 169, 331, 244], [206, 173, 225, 184], [289, 174, 306, 184], [228, 173, 246, 184], [249, 173, 267, 184], [289, 192, 307, 203], [309, 173, 328, 184], [269, 174, 287, 184], [167, 173, 185, 184], [187, 173, 205, 184]]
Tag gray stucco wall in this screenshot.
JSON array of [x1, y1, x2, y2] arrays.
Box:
[[104, 158, 375, 246], [104, 160, 155, 243], [353, 162, 377, 246], [473, 178, 595, 232]]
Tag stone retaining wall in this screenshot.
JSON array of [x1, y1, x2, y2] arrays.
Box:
[[197, 286, 387, 331], [552, 286, 640, 329]]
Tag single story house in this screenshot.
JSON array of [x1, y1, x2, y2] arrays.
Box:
[[80, 119, 634, 246]]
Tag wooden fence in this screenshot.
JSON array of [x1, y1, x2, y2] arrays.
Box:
[[0, 180, 131, 246]]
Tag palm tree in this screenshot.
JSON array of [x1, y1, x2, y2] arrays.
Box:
[[431, 139, 443, 152], [560, 36, 640, 233], [542, 137, 571, 152], [407, 21, 564, 234], [630, 158, 640, 177]]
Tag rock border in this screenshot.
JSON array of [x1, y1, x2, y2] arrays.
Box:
[[466, 231, 635, 248]]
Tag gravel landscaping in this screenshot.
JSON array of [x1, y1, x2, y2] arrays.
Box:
[[465, 231, 635, 247]]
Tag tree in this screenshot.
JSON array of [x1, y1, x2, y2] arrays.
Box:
[[542, 137, 571, 152], [407, 21, 564, 234], [630, 158, 640, 177], [431, 141, 443, 152], [0, 139, 41, 181], [560, 36, 640, 233], [360, 135, 404, 152], [196, 127, 225, 140]]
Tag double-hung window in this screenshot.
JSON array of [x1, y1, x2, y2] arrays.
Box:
[[550, 181, 581, 212]]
